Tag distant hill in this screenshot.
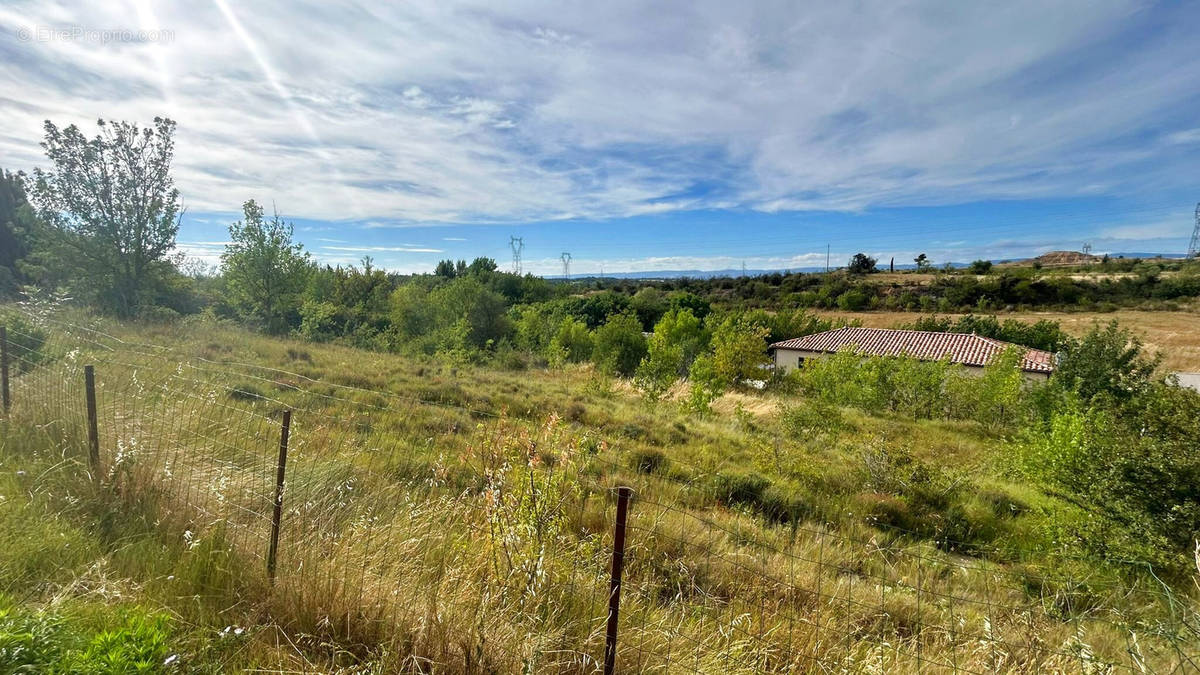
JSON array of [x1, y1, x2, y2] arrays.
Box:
[[550, 252, 1187, 280]]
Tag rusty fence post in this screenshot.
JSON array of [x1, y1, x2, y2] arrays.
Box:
[[604, 486, 632, 675], [266, 409, 292, 584], [84, 364, 100, 480], [1, 325, 9, 415]]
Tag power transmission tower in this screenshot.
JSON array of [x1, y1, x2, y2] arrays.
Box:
[[826, 244, 830, 273], [1189, 203, 1200, 259], [1082, 242, 1093, 255], [560, 252, 572, 279], [509, 236, 525, 275]]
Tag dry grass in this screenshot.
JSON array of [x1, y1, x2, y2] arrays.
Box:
[[3, 313, 1199, 672]]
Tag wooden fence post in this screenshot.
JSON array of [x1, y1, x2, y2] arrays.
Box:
[[1, 325, 9, 415], [84, 364, 100, 480], [604, 486, 632, 675], [267, 409, 291, 584]]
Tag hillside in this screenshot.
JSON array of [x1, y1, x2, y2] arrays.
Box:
[[1, 311, 1198, 672]]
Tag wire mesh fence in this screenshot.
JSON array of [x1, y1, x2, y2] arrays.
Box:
[[1, 313, 1198, 672]]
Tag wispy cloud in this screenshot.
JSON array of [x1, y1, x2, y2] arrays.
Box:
[[321, 245, 444, 253], [0, 0, 1196, 228]]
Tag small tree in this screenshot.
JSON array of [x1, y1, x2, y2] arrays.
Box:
[[847, 253, 877, 274], [914, 253, 931, 271], [683, 353, 723, 415], [592, 312, 647, 376], [32, 117, 182, 316], [710, 316, 770, 386], [1054, 321, 1160, 402], [549, 317, 593, 363], [634, 335, 681, 401], [968, 259, 993, 274], [222, 200, 312, 332]]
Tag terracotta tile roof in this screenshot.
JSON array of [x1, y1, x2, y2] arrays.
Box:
[[769, 327, 1056, 374]]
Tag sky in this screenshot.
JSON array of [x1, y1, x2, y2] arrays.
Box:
[[1, 1, 1198, 276]]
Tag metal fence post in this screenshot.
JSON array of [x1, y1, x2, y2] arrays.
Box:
[[604, 486, 632, 675], [84, 364, 100, 480], [266, 409, 292, 584], [1, 325, 9, 415]]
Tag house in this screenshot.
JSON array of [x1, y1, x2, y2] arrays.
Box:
[[769, 326, 1056, 381]]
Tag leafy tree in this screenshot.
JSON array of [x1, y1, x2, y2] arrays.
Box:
[[31, 118, 182, 316], [968, 259, 993, 274], [914, 253, 930, 271], [634, 334, 681, 401], [847, 253, 877, 275], [592, 312, 647, 376], [549, 316, 593, 363], [629, 287, 667, 330], [221, 200, 312, 333], [682, 354, 724, 415], [434, 259, 458, 278], [650, 308, 709, 375], [972, 346, 1026, 429], [1054, 321, 1160, 402], [668, 291, 711, 320], [0, 169, 36, 295], [836, 289, 870, 311], [710, 316, 770, 385], [467, 257, 498, 275], [428, 277, 510, 348]]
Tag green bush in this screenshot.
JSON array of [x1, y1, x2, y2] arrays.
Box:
[[712, 471, 771, 507], [0, 311, 47, 373], [592, 312, 647, 377], [629, 448, 668, 474]]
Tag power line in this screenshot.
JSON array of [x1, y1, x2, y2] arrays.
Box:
[[509, 236, 525, 275], [560, 252, 572, 279]]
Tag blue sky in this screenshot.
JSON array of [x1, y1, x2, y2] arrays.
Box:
[[1, 1, 1198, 275]]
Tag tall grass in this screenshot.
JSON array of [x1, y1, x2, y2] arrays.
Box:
[[2, 312, 1198, 672]]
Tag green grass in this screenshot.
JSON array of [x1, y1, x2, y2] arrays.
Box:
[[1, 311, 1197, 672]]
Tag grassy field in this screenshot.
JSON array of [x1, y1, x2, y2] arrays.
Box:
[[2, 312, 1198, 672], [813, 307, 1200, 372]]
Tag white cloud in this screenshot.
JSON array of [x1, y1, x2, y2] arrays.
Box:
[[0, 0, 1197, 227]]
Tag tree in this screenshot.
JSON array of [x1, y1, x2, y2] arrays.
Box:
[[434, 259, 458, 278], [592, 312, 647, 376], [650, 308, 709, 375], [467, 257, 498, 276], [0, 169, 36, 296], [969, 259, 993, 274], [634, 335, 682, 401], [549, 316, 593, 363], [683, 354, 724, 415], [31, 118, 182, 316], [914, 253, 931, 271], [710, 316, 770, 385], [847, 253, 877, 275], [1054, 321, 1161, 401], [222, 200, 312, 332], [428, 277, 510, 348]]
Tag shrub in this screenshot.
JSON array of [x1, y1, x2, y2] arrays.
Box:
[[779, 399, 851, 439], [710, 316, 769, 386], [681, 354, 723, 416], [712, 471, 770, 507], [549, 317, 593, 364], [630, 448, 668, 474], [592, 312, 647, 377], [0, 311, 47, 373]]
